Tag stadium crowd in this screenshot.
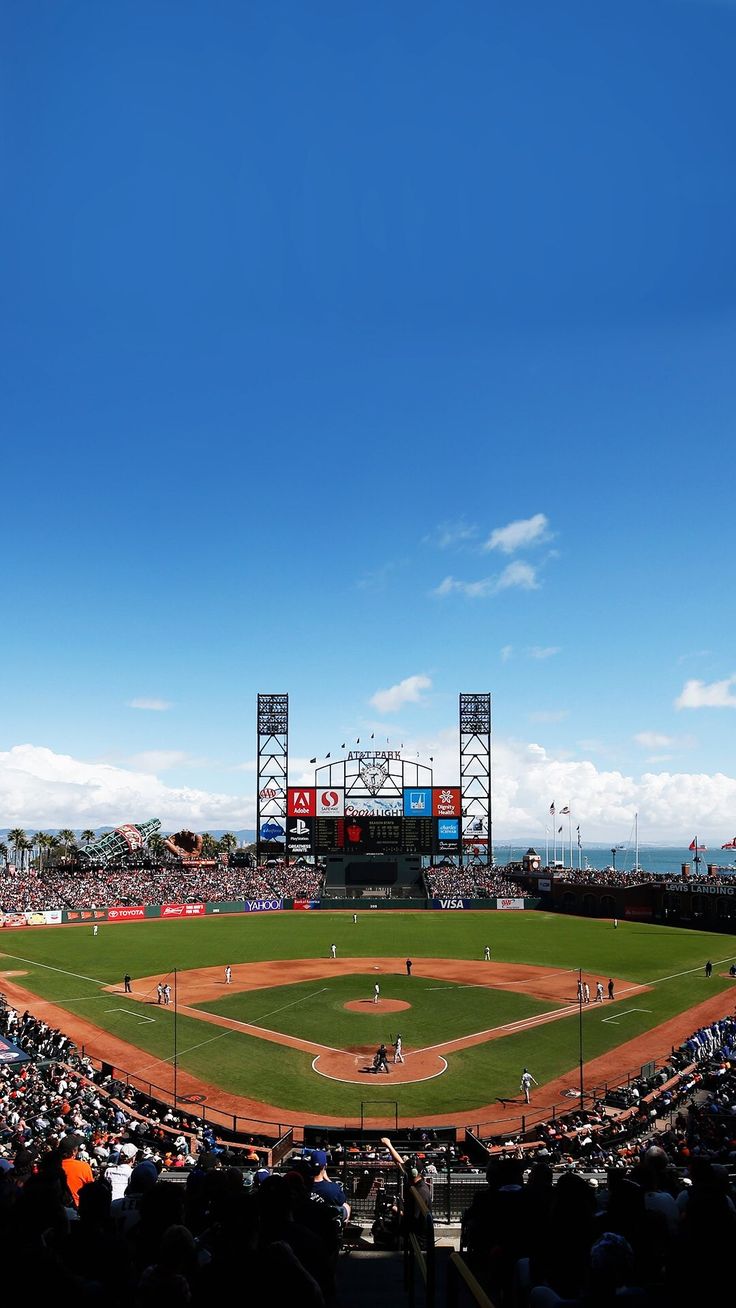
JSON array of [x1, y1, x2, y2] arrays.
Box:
[[424, 867, 522, 898], [0, 859, 324, 913], [1, 976, 734, 1307], [555, 868, 734, 891]]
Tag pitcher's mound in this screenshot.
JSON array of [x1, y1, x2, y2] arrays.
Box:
[[343, 999, 411, 1013]]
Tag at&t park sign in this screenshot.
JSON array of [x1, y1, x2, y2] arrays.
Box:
[[347, 750, 401, 761]]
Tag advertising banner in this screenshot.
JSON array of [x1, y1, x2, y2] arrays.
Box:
[[537, 878, 552, 892], [243, 898, 284, 912], [433, 787, 462, 817], [315, 787, 344, 817], [65, 908, 107, 923], [116, 824, 146, 852], [160, 903, 206, 918], [287, 817, 314, 855], [437, 818, 460, 842], [106, 905, 146, 921], [431, 897, 472, 909], [260, 821, 286, 842], [1, 909, 63, 928], [344, 796, 402, 817], [287, 788, 316, 817], [403, 787, 432, 817], [496, 897, 525, 911], [293, 898, 320, 910], [463, 817, 488, 840], [0, 1036, 31, 1066]]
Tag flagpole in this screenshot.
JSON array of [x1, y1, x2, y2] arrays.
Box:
[[569, 805, 573, 870], [545, 825, 549, 867]]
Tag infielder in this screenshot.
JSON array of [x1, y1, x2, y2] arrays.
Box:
[[225, 965, 232, 985], [393, 1034, 405, 1064], [484, 945, 491, 961], [330, 943, 337, 959]]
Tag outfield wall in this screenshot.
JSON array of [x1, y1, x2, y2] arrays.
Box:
[[1, 896, 540, 927]]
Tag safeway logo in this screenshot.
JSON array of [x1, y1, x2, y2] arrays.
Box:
[[316, 787, 344, 816]]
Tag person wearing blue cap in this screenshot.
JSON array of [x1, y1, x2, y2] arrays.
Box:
[[305, 1150, 351, 1221]]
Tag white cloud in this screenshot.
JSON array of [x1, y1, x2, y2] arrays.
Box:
[[4, 736, 736, 842], [370, 675, 432, 714], [0, 744, 252, 829], [434, 561, 538, 599], [425, 519, 478, 549], [500, 645, 514, 662], [497, 561, 539, 591], [128, 698, 173, 712], [675, 676, 736, 709], [485, 512, 550, 554], [634, 732, 673, 750], [528, 646, 561, 660], [433, 576, 494, 599], [364, 729, 736, 842]]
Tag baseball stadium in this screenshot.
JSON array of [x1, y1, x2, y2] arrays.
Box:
[[2, 693, 735, 1308]]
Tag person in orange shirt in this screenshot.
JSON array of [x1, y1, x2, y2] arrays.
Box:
[[59, 1135, 94, 1207]]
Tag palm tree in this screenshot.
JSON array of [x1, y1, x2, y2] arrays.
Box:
[[7, 829, 27, 871], [218, 832, 237, 855], [148, 833, 165, 858], [32, 832, 48, 868], [200, 832, 217, 858], [57, 829, 77, 860], [81, 829, 96, 846], [46, 834, 61, 865], [0, 842, 8, 869]]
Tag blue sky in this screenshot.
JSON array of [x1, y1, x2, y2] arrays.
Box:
[[2, 0, 735, 838]]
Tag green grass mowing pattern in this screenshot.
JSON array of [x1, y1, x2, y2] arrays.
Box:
[[193, 972, 556, 1047], [2, 912, 735, 1118]]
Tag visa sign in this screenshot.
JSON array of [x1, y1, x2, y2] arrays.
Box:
[[431, 897, 471, 910]]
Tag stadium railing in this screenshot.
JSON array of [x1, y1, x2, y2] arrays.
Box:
[[447, 1253, 498, 1308]]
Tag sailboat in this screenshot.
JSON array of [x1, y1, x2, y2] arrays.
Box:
[[631, 812, 643, 875]]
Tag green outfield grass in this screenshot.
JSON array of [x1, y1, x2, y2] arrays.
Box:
[[193, 972, 557, 1046], [1, 911, 734, 1121]]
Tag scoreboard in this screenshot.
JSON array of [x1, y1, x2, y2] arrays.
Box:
[[284, 787, 463, 856]]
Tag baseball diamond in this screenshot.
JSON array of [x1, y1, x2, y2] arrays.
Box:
[[1, 910, 735, 1129]]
